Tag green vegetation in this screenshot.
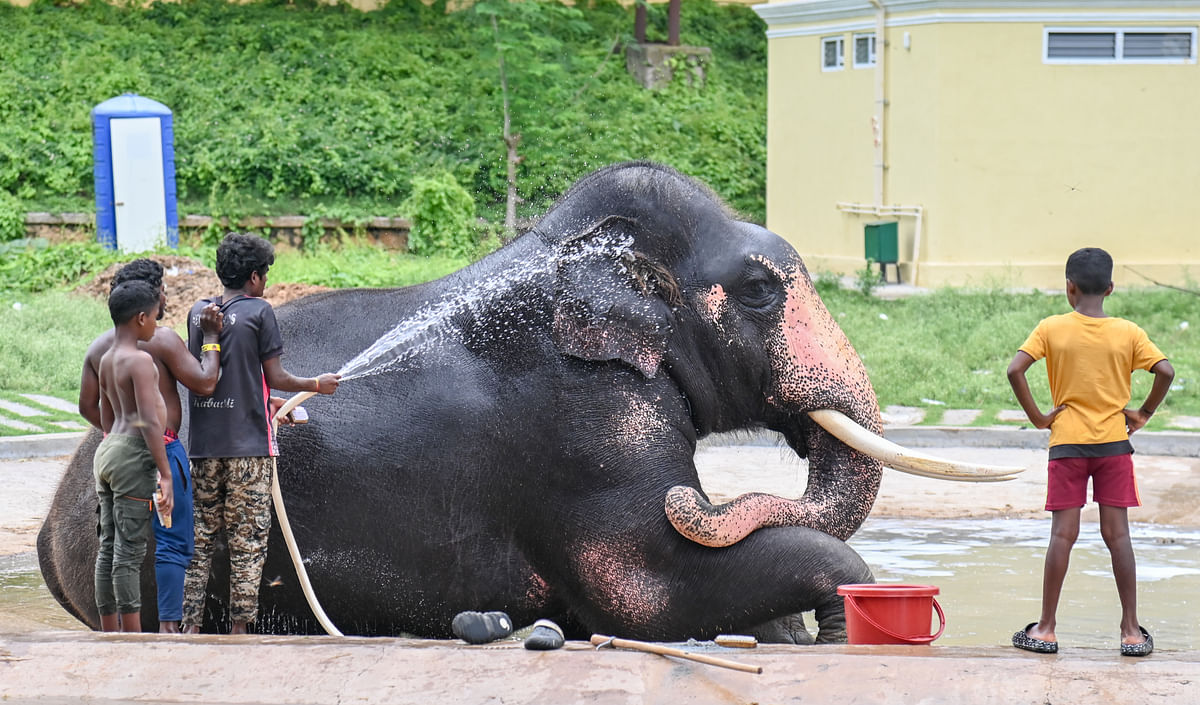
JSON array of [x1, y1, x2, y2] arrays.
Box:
[[266, 239, 469, 288], [0, 290, 110, 399], [3, 258, 1196, 434], [0, 239, 470, 429], [0, 0, 767, 225], [809, 280, 1198, 429]]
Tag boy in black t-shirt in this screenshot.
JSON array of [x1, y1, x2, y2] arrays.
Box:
[[181, 233, 339, 634]]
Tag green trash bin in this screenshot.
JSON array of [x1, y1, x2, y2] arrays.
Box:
[[863, 221, 900, 283]]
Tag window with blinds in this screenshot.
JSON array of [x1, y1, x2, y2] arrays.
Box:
[[1046, 29, 1197, 63]]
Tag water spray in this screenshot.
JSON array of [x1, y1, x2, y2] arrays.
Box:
[[266, 233, 636, 636]]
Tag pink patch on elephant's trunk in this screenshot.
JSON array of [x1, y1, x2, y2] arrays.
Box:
[[767, 264, 876, 417], [665, 257, 883, 545], [665, 487, 811, 547]]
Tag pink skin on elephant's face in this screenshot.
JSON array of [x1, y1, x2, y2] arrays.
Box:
[[667, 246, 884, 545]]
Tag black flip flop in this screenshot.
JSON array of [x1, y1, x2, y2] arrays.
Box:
[[1121, 626, 1154, 657], [1012, 622, 1058, 654], [451, 611, 514, 645], [523, 619, 565, 651]]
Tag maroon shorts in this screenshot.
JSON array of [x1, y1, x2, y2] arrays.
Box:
[[1045, 454, 1140, 511]]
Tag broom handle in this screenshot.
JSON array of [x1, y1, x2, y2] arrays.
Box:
[[590, 635, 762, 674]]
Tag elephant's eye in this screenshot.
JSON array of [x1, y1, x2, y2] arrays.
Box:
[[737, 277, 777, 309]]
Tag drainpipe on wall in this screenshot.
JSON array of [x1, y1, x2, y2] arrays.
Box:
[[869, 0, 886, 207], [845, 2, 926, 286]]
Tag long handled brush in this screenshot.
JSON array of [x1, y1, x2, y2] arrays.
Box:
[[590, 634, 762, 674]]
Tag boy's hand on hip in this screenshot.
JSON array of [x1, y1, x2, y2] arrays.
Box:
[[1123, 407, 1151, 434], [1032, 405, 1066, 429]]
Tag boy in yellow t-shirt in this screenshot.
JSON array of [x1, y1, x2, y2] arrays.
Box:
[[1007, 247, 1174, 657]]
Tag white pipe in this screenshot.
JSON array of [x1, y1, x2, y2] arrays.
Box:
[[836, 201, 925, 286], [868, 0, 886, 208]]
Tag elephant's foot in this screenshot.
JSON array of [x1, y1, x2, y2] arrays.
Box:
[[745, 612, 815, 645], [813, 598, 849, 644]]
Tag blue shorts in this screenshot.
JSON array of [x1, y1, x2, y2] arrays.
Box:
[[154, 438, 194, 621], [154, 438, 195, 567]]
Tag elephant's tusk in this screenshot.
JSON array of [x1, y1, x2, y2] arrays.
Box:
[[807, 409, 1024, 482]]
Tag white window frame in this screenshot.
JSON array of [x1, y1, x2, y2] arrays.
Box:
[[1044, 26, 1198, 64], [822, 36, 844, 71], [853, 33, 876, 68]]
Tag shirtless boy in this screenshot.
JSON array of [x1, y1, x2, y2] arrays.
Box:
[[93, 280, 177, 632], [80, 259, 222, 632]]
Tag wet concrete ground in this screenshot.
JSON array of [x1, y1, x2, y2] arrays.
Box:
[[3, 633, 1199, 704], [3, 440, 1200, 703]]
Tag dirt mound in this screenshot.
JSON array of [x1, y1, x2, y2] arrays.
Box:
[[76, 255, 329, 329]]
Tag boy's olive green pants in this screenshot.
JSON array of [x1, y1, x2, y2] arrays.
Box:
[[93, 433, 157, 616]]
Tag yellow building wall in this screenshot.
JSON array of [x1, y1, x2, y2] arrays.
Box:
[[762, 2, 1200, 289]]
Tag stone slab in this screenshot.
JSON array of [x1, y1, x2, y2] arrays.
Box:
[[20, 394, 78, 414], [1169, 415, 1200, 430], [939, 409, 981, 425], [881, 405, 925, 426], [0, 399, 47, 417], [1, 634, 1197, 705], [0, 431, 85, 459], [0, 417, 42, 432], [995, 409, 1030, 423]]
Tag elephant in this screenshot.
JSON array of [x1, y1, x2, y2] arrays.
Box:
[[38, 162, 1010, 642]]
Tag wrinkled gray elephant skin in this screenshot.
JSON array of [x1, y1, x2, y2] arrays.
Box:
[[39, 162, 886, 642]]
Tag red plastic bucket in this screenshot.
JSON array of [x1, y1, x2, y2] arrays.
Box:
[[837, 584, 945, 645]]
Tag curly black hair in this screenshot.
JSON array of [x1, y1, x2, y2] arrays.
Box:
[[108, 280, 161, 326], [111, 258, 164, 293], [216, 232, 275, 289]]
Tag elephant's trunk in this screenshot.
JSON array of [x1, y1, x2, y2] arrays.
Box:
[[665, 260, 1021, 546], [664, 410, 882, 544]]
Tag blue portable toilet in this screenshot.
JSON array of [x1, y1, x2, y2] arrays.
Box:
[[92, 94, 179, 251]]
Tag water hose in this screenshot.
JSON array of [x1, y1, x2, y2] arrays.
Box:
[[270, 390, 343, 636]]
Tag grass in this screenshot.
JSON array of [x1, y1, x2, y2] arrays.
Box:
[[813, 280, 1199, 430], [0, 241, 471, 435], [267, 238, 470, 289], [2, 255, 1197, 434], [0, 290, 109, 396]]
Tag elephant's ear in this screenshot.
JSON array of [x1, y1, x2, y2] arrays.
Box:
[[552, 216, 681, 378]]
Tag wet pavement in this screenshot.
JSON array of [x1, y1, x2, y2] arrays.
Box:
[[3, 632, 1199, 704], [4, 436, 1200, 703]]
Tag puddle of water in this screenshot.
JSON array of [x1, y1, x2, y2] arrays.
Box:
[[5, 519, 1198, 647], [850, 518, 1200, 649], [0, 552, 84, 631]]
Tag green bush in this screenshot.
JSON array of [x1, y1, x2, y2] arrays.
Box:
[[0, 239, 124, 294], [0, 191, 24, 241], [401, 171, 477, 257], [0, 0, 767, 224]]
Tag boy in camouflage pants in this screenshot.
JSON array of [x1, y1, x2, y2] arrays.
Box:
[[181, 234, 339, 634]]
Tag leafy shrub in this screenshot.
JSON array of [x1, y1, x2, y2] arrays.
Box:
[[0, 191, 24, 242], [401, 171, 477, 258], [0, 239, 124, 293], [0, 0, 767, 225]]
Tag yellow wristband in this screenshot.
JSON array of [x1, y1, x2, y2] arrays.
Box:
[[201, 343, 221, 353]]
